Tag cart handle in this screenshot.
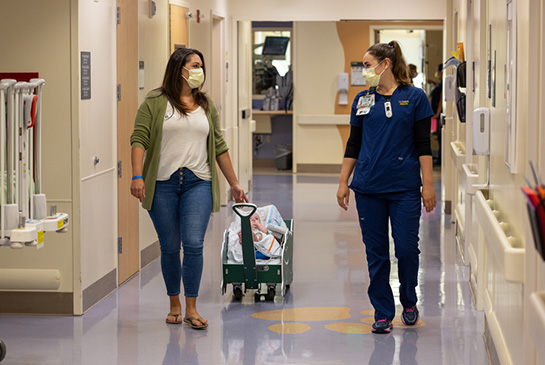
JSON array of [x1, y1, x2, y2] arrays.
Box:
[[232, 203, 257, 218]]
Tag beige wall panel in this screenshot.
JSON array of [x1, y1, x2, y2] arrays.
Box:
[[293, 22, 343, 166], [294, 22, 343, 115], [229, 0, 446, 21], [189, 13, 211, 77], [0, 0, 75, 293], [295, 126, 345, 165], [81, 173, 117, 290], [138, 0, 170, 104]]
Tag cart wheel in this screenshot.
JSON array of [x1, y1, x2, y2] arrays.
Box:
[[266, 287, 276, 301], [254, 293, 264, 302], [0, 340, 6, 362], [233, 286, 243, 301]]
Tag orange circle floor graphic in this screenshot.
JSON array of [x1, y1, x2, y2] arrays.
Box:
[[251, 307, 425, 334]]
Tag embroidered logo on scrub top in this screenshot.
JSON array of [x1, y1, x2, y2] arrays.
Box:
[[398, 100, 409, 105]]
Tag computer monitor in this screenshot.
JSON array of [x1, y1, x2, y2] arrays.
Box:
[[262, 36, 290, 56]]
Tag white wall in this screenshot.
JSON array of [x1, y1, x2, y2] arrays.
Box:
[[78, 0, 118, 294]]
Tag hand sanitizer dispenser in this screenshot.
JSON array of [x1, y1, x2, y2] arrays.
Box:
[[338, 73, 349, 105], [444, 75, 455, 102], [473, 107, 490, 155]]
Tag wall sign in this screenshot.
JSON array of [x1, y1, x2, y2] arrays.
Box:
[[81, 51, 91, 100], [350, 62, 366, 86]]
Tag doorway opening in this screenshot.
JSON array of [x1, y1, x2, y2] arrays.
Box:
[[251, 22, 293, 173]]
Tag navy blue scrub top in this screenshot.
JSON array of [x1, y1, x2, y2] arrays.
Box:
[[349, 85, 433, 194]]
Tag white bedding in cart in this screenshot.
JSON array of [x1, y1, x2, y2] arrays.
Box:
[[226, 205, 288, 265]]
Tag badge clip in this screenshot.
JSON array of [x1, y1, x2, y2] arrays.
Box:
[[384, 101, 393, 118]]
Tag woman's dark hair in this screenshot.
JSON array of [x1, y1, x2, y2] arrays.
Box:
[[155, 47, 209, 115], [367, 40, 411, 86]]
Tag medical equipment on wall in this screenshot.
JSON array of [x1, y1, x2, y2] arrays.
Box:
[[337, 72, 349, 105], [472, 107, 490, 188], [444, 75, 455, 102], [473, 107, 490, 156], [0, 78, 69, 249]]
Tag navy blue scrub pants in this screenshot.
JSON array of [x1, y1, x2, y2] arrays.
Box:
[[354, 189, 422, 321]]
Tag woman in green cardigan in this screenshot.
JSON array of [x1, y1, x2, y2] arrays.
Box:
[[130, 48, 248, 329]]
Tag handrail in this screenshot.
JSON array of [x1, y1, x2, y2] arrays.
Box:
[[475, 190, 524, 283]]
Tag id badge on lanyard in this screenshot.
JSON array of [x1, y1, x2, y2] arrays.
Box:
[[356, 94, 375, 116]]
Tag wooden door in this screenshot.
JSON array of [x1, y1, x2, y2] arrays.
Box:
[[170, 4, 189, 53], [117, 0, 139, 284]]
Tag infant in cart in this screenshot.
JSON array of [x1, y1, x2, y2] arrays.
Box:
[[221, 204, 294, 301]]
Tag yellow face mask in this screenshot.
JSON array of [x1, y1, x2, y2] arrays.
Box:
[[361, 61, 385, 88], [182, 66, 205, 89]]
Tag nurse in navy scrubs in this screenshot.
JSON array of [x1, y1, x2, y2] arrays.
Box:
[[336, 40, 437, 334]]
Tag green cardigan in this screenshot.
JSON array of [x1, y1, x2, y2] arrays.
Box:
[[130, 92, 229, 212]]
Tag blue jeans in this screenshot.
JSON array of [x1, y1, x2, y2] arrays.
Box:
[[148, 168, 212, 297], [354, 189, 422, 321]]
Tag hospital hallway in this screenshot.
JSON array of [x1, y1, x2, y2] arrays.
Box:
[[0, 168, 490, 365]]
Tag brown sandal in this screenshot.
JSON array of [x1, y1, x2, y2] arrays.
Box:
[[166, 313, 182, 324], [183, 316, 209, 329]]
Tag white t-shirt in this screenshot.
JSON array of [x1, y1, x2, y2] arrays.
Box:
[[156, 103, 211, 181]]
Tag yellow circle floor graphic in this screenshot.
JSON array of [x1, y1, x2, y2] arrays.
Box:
[[251, 306, 351, 322], [324, 322, 373, 334], [268, 323, 311, 334], [251, 307, 426, 334]]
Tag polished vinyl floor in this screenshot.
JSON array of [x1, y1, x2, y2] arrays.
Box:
[[0, 169, 489, 364]]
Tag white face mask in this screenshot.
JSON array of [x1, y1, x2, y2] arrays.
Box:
[[361, 61, 385, 88], [182, 66, 204, 89]]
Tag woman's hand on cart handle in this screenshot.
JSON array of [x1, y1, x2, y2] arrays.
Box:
[[231, 184, 248, 203], [336, 183, 350, 211], [130, 178, 146, 202]]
